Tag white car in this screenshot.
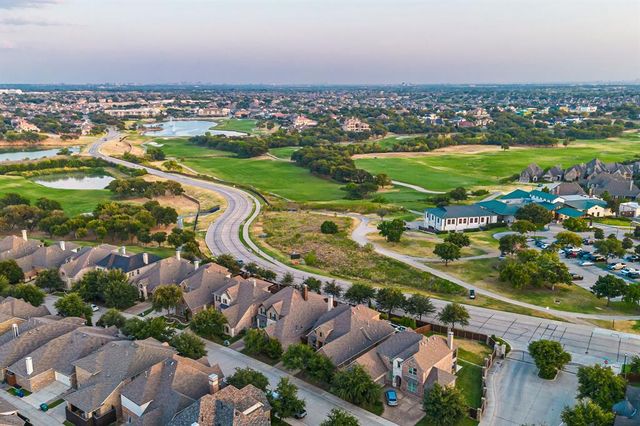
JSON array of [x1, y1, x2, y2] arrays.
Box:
[[91, 304, 99, 312], [580, 261, 594, 266], [608, 262, 627, 271], [621, 267, 640, 276]]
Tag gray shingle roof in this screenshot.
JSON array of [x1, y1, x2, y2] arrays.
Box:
[[426, 204, 494, 219], [95, 252, 160, 273]]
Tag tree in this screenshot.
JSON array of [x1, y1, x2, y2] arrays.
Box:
[[563, 217, 590, 232], [622, 237, 634, 250], [515, 203, 554, 226], [282, 343, 316, 370], [444, 232, 470, 248], [449, 187, 467, 201], [375, 208, 389, 220], [0, 260, 24, 284], [434, 242, 460, 266], [561, 400, 615, 426], [623, 283, 640, 309], [190, 307, 228, 338], [226, 367, 269, 391], [374, 173, 392, 187], [591, 274, 627, 306], [151, 231, 167, 247], [438, 303, 469, 330], [302, 277, 322, 293], [320, 409, 359, 426], [375, 287, 405, 317], [499, 234, 527, 255], [528, 339, 571, 379], [34, 269, 64, 291], [331, 365, 381, 407], [104, 277, 139, 309], [594, 237, 625, 259], [555, 231, 583, 248], [122, 317, 175, 342], [422, 383, 467, 426], [404, 293, 435, 320], [280, 272, 294, 286], [54, 292, 92, 324], [215, 253, 241, 275], [10, 284, 45, 307], [594, 227, 605, 240], [269, 377, 306, 419], [511, 220, 537, 234], [152, 285, 183, 314], [320, 221, 339, 234], [170, 332, 207, 360], [323, 280, 342, 298], [577, 364, 626, 410], [344, 283, 376, 305], [377, 219, 405, 243], [97, 308, 126, 328], [74, 269, 130, 304]]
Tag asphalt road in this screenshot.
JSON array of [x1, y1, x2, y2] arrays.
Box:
[[88, 131, 640, 364]]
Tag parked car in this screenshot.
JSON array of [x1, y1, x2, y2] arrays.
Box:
[[628, 272, 640, 279], [592, 255, 607, 262], [565, 251, 578, 259], [626, 254, 640, 262], [621, 267, 640, 276], [385, 390, 399, 407], [608, 262, 627, 271], [469, 289, 476, 300], [571, 273, 584, 281], [578, 251, 592, 259], [580, 261, 595, 266], [294, 410, 308, 419], [91, 304, 99, 312], [583, 238, 595, 245]]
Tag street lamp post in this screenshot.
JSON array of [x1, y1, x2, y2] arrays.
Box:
[[623, 353, 628, 380]]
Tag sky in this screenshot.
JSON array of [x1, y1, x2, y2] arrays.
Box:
[[0, 0, 638, 84]]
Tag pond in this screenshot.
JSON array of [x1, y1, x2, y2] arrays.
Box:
[[33, 172, 114, 190], [0, 146, 80, 162], [144, 120, 246, 137]]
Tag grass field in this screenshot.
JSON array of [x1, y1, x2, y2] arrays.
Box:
[[431, 258, 639, 315], [356, 133, 640, 192], [211, 118, 259, 134], [0, 175, 113, 215], [268, 146, 300, 159]]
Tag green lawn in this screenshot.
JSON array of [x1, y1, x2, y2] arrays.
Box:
[[269, 146, 300, 159], [211, 118, 258, 134], [0, 175, 113, 215], [356, 134, 640, 192], [456, 360, 483, 408]]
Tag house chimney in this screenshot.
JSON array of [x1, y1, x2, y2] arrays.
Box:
[[25, 357, 33, 376], [119, 246, 126, 256], [21, 230, 27, 241], [447, 330, 454, 350], [327, 295, 334, 312], [59, 240, 66, 251], [194, 260, 200, 270], [208, 373, 219, 394], [302, 284, 308, 301], [142, 252, 149, 265], [12, 323, 18, 338], [176, 250, 181, 261]]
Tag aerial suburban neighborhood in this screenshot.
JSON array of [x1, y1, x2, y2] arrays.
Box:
[[0, 1, 639, 425]]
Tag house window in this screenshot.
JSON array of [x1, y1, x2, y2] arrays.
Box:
[[408, 381, 417, 393], [408, 367, 417, 376]]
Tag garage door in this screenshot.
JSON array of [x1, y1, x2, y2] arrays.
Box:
[[54, 371, 71, 386]]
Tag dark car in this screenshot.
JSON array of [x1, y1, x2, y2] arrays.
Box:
[[628, 272, 640, 279], [578, 251, 592, 259], [583, 238, 594, 245], [592, 255, 607, 262], [469, 289, 476, 299], [571, 273, 584, 281], [626, 254, 640, 262]]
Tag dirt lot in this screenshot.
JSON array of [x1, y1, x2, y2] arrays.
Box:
[[352, 144, 520, 159]]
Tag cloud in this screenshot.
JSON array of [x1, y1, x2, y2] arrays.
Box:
[[0, 0, 58, 9], [0, 17, 63, 26], [0, 40, 16, 49]]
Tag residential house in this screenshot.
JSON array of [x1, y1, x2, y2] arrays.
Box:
[[542, 166, 564, 182], [307, 304, 395, 367], [619, 202, 640, 218], [548, 182, 586, 197], [213, 277, 272, 337], [94, 247, 160, 279], [563, 198, 612, 217], [292, 115, 317, 129], [7, 326, 119, 392], [59, 244, 118, 289], [169, 384, 270, 426], [177, 263, 232, 319], [64, 338, 177, 426], [0, 297, 51, 335], [120, 354, 223, 426], [131, 252, 198, 299], [257, 286, 328, 349], [0, 317, 85, 382], [424, 205, 498, 232], [14, 241, 80, 281], [585, 174, 640, 199], [0, 232, 41, 261], [518, 163, 544, 183], [342, 117, 370, 133], [355, 330, 457, 398], [0, 400, 21, 426]]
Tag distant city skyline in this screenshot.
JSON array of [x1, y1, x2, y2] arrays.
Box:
[[0, 0, 638, 84]]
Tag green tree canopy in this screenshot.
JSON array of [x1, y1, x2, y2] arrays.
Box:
[[0, 260, 24, 284], [190, 307, 228, 339], [437, 303, 469, 330], [377, 219, 405, 243], [34, 268, 65, 291], [226, 367, 269, 391], [269, 377, 306, 419], [320, 409, 359, 426], [555, 231, 583, 248], [344, 283, 376, 305], [331, 365, 381, 407], [444, 232, 470, 247], [375, 287, 406, 317], [577, 364, 626, 410], [151, 285, 183, 314], [561, 400, 615, 426], [499, 234, 527, 255], [528, 339, 572, 379], [320, 220, 339, 234], [9, 284, 45, 307], [170, 332, 207, 360], [404, 293, 435, 320], [511, 220, 538, 234], [96, 308, 126, 328], [54, 292, 92, 324], [434, 242, 461, 266], [515, 203, 554, 226], [422, 383, 467, 426], [591, 274, 627, 306]]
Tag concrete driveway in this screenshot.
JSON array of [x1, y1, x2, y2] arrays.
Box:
[[381, 387, 424, 425], [482, 354, 578, 426]]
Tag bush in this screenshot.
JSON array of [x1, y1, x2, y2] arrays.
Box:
[[320, 220, 339, 234]]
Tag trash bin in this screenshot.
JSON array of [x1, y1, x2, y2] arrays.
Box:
[[40, 403, 49, 412]]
